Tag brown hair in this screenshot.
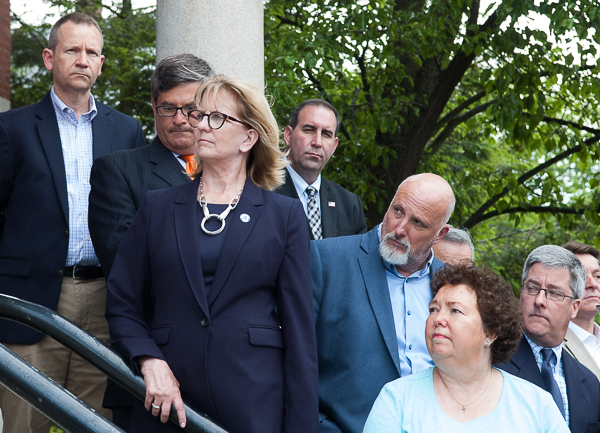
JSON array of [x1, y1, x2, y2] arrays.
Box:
[[48, 13, 103, 51], [191, 75, 286, 191], [561, 241, 600, 259], [431, 264, 522, 364]]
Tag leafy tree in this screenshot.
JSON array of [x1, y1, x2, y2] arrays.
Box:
[[264, 0, 600, 239], [11, 0, 156, 136]]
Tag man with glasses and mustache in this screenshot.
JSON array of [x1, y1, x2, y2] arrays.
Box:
[[311, 173, 454, 433], [88, 53, 212, 429], [497, 245, 600, 433]]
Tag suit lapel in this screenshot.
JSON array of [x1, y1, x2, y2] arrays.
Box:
[[91, 101, 114, 159], [319, 179, 336, 239], [511, 339, 546, 389], [36, 94, 69, 222], [563, 327, 600, 379], [174, 178, 209, 317], [149, 138, 190, 186], [563, 351, 591, 432], [208, 178, 263, 306], [358, 230, 401, 375]]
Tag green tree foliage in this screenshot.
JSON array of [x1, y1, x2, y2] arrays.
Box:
[[264, 0, 600, 228], [11, 0, 155, 136]]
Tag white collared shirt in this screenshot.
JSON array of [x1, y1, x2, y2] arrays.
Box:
[[569, 321, 600, 369], [286, 165, 322, 218]]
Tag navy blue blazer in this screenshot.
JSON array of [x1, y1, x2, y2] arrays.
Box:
[[106, 177, 319, 433], [275, 170, 367, 240], [496, 338, 600, 433], [311, 227, 444, 433], [0, 92, 145, 344], [89, 136, 190, 277]]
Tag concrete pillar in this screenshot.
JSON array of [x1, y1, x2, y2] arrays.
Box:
[[156, 0, 264, 92], [0, 0, 10, 111]]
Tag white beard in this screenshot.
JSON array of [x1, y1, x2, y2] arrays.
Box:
[[379, 232, 411, 266]]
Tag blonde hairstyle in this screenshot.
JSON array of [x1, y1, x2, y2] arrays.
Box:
[[190, 75, 287, 191]]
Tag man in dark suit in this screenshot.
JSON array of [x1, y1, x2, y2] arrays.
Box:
[[497, 245, 600, 433], [88, 53, 213, 429], [311, 173, 454, 433], [276, 99, 367, 239], [0, 12, 145, 433], [89, 53, 213, 277]]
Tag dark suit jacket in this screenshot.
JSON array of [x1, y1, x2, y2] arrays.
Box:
[[496, 338, 600, 433], [106, 177, 319, 433], [89, 136, 190, 277], [275, 170, 367, 239], [0, 92, 145, 344], [311, 227, 444, 433]]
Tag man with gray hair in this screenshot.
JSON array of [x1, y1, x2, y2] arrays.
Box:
[[432, 225, 474, 265], [497, 245, 600, 433], [311, 173, 454, 433], [88, 53, 212, 428]]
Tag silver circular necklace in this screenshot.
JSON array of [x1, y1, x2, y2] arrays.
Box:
[[198, 177, 244, 236]]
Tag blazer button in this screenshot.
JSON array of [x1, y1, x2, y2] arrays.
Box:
[[56, 270, 63, 277], [64, 230, 69, 238], [200, 318, 209, 327]]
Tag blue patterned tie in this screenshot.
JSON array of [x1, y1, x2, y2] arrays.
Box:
[[305, 187, 322, 240], [541, 348, 565, 418]]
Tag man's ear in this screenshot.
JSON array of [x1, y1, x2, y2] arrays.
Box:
[[283, 125, 293, 148], [42, 48, 54, 72], [432, 225, 450, 245]]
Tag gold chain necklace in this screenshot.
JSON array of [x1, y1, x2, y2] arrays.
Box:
[[437, 367, 493, 412]]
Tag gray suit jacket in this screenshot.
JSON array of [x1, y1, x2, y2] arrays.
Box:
[[275, 170, 367, 239], [564, 327, 600, 381], [311, 227, 444, 433]]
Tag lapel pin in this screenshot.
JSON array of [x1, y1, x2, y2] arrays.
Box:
[[328, 202, 336, 207], [240, 213, 250, 223]]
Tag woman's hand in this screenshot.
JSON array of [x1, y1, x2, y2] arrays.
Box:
[[139, 356, 187, 427]]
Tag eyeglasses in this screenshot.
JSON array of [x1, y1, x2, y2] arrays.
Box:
[[155, 106, 196, 117], [187, 110, 247, 130], [521, 284, 575, 302]]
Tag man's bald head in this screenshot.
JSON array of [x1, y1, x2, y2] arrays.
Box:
[[380, 173, 456, 276]]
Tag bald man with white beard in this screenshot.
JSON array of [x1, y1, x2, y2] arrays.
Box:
[[311, 173, 455, 433]]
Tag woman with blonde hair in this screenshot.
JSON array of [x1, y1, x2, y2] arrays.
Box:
[[106, 75, 318, 433]]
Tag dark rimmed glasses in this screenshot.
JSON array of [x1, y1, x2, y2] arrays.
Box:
[[155, 106, 196, 117], [521, 284, 575, 302], [187, 110, 247, 130]]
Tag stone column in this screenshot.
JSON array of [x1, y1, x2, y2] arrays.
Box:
[[156, 0, 264, 92]]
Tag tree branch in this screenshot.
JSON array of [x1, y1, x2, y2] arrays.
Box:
[[462, 132, 600, 229], [435, 90, 487, 131], [542, 116, 600, 135]]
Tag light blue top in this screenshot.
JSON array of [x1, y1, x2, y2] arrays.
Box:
[[51, 86, 99, 266], [378, 224, 436, 376], [286, 164, 322, 217], [363, 367, 570, 433]]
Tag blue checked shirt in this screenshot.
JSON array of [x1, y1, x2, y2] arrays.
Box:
[[524, 333, 569, 425], [51, 87, 99, 267]]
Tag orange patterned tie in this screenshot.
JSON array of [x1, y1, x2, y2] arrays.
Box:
[[178, 154, 197, 179]]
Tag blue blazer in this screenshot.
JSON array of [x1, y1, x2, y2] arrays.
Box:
[[311, 227, 444, 433], [0, 93, 145, 344], [496, 338, 600, 433], [106, 177, 319, 433]]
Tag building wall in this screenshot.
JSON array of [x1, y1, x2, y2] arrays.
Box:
[[0, 0, 10, 111]]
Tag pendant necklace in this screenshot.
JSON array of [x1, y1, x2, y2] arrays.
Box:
[[198, 177, 244, 236], [437, 367, 493, 412]]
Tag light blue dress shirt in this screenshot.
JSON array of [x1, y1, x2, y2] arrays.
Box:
[[51, 86, 99, 267], [378, 224, 435, 377], [363, 367, 569, 433], [286, 165, 322, 218], [524, 334, 569, 425]]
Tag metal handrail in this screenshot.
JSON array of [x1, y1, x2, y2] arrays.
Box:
[[0, 294, 228, 433], [0, 343, 125, 432]]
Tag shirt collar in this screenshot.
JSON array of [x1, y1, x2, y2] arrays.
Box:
[[50, 86, 98, 121], [377, 223, 434, 279], [569, 321, 600, 345], [286, 164, 321, 195], [525, 332, 563, 365]]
